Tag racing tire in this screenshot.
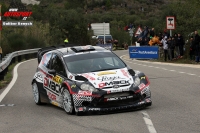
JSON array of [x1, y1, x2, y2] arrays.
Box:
[[32, 82, 42, 105], [62, 88, 75, 115]]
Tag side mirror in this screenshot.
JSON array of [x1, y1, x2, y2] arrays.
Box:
[[48, 69, 56, 77]]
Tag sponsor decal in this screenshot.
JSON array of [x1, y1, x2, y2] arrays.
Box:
[[141, 87, 149, 95], [98, 80, 130, 88], [78, 91, 92, 95], [138, 83, 145, 90], [82, 74, 95, 80], [51, 101, 59, 106], [36, 72, 43, 81], [120, 69, 129, 78], [138, 101, 145, 105], [52, 75, 63, 84], [140, 76, 145, 80], [69, 75, 73, 79], [88, 108, 100, 111], [109, 88, 129, 93], [107, 96, 133, 101], [77, 96, 92, 101], [112, 84, 120, 88], [97, 76, 124, 81], [44, 77, 63, 94], [97, 71, 116, 76], [48, 92, 57, 101], [71, 84, 76, 88]]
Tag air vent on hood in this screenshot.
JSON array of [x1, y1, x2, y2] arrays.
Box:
[[75, 75, 88, 81], [128, 69, 135, 76]]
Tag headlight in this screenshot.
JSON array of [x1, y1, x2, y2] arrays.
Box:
[[80, 84, 98, 92], [134, 77, 140, 86]]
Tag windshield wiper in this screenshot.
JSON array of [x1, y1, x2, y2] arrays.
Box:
[[90, 68, 121, 72]]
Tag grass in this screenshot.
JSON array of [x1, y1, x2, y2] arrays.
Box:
[[0, 62, 19, 90]]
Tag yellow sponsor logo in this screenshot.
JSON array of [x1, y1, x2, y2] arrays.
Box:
[[97, 71, 116, 76], [71, 84, 76, 88], [51, 101, 59, 106], [140, 76, 145, 80], [52, 75, 63, 84]]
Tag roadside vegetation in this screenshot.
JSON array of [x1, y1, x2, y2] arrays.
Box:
[[1, 0, 200, 55], [0, 62, 18, 89]]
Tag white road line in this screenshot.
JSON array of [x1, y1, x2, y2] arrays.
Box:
[[169, 70, 175, 72], [187, 73, 196, 76], [0, 59, 34, 103], [162, 68, 168, 70], [179, 72, 185, 74], [155, 67, 160, 69], [141, 111, 157, 133], [148, 66, 153, 67]]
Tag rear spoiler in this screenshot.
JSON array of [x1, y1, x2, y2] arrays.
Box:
[[37, 43, 81, 63]]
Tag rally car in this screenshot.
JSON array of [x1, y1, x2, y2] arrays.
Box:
[[31, 45, 151, 115]]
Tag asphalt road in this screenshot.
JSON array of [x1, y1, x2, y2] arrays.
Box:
[[0, 50, 200, 133]]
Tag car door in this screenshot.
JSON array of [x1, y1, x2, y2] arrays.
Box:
[[44, 53, 67, 106]]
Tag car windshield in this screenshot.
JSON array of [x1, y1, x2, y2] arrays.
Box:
[[64, 52, 126, 74]]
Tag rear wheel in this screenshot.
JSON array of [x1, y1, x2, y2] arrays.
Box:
[[62, 88, 75, 114], [32, 82, 42, 105]]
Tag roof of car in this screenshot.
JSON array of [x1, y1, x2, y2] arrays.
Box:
[[56, 45, 111, 56]]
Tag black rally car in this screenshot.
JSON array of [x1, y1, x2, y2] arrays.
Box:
[[31, 45, 151, 115]]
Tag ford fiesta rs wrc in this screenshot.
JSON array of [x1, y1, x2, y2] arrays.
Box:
[[31, 45, 152, 115]]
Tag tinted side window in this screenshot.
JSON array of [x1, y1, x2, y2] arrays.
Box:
[[51, 54, 65, 75], [40, 53, 52, 68]]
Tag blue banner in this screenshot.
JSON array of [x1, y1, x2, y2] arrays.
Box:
[[96, 43, 113, 51], [129, 46, 159, 59]]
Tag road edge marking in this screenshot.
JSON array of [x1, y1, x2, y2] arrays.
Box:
[[0, 59, 35, 103], [141, 111, 157, 133]]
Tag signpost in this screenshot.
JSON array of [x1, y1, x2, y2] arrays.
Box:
[[166, 16, 176, 36], [134, 26, 142, 37], [129, 28, 133, 46]]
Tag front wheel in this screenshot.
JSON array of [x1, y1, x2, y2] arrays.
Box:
[[62, 88, 75, 115], [32, 82, 42, 105]]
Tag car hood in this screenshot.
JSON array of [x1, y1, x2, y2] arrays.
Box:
[[77, 68, 134, 89]]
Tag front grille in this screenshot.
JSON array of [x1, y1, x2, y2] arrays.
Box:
[[94, 93, 141, 108], [104, 92, 132, 98]]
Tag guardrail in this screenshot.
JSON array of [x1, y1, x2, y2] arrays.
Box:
[[0, 48, 40, 80]]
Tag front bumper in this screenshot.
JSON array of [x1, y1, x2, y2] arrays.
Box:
[[74, 98, 152, 113]]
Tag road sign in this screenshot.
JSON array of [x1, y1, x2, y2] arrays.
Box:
[[166, 16, 175, 30], [129, 29, 133, 37], [135, 27, 142, 37]]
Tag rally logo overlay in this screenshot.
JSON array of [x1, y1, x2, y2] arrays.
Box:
[[4, 8, 32, 20], [2, 2, 33, 27]]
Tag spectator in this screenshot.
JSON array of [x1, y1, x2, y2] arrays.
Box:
[[177, 33, 185, 58], [167, 36, 174, 61], [194, 30, 200, 63], [189, 36, 195, 61], [171, 36, 175, 59], [149, 28, 155, 37], [174, 33, 180, 59], [159, 36, 168, 61], [161, 36, 168, 61], [64, 37, 69, 45]]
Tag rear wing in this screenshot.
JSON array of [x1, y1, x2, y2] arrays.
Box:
[[37, 44, 81, 63]]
